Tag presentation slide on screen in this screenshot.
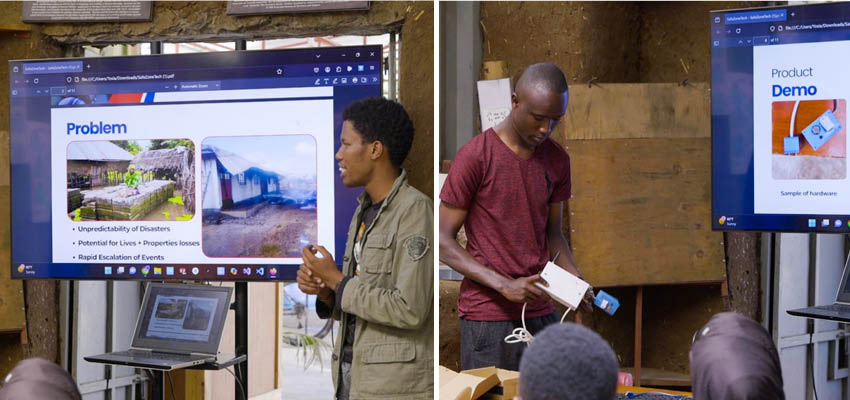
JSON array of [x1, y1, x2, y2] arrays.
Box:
[[145, 295, 219, 342], [753, 40, 850, 214], [51, 89, 335, 265]]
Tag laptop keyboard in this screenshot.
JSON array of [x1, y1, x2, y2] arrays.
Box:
[[119, 349, 204, 362], [820, 304, 850, 313]]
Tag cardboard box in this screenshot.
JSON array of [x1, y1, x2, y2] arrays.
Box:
[[463, 367, 519, 400], [439, 365, 519, 400]]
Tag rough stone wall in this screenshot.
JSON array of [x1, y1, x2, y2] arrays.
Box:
[[40, 1, 407, 44]]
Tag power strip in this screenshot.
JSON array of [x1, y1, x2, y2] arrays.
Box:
[[802, 109, 842, 151], [534, 261, 590, 310]]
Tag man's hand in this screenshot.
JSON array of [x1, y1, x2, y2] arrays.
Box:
[[498, 274, 549, 303], [574, 294, 594, 325], [580, 291, 594, 314], [296, 264, 333, 305], [302, 245, 344, 292]]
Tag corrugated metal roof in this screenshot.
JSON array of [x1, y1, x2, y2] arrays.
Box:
[[202, 145, 258, 175], [67, 141, 134, 162]]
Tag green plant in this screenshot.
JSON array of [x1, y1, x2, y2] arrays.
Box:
[[113, 140, 142, 155], [162, 211, 171, 220], [71, 208, 81, 221], [150, 138, 195, 151], [167, 196, 184, 206], [282, 331, 333, 371], [175, 213, 193, 221]]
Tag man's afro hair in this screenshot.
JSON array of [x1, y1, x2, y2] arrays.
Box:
[[342, 97, 414, 167]]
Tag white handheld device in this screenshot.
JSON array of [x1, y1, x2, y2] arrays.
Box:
[[535, 261, 590, 310]]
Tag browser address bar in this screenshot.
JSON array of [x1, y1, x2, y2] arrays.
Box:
[[152, 86, 333, 102]]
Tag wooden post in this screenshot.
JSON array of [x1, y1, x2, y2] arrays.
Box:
[[274, 282, 280, 389], [481, 60, 508, 80], [634, 286, 643, 387]]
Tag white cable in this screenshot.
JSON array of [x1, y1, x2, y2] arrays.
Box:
[[560, 307, 572, 323], [790, 100, 801, 137], [504, 303, 532, 344], [504, 302, 573, 345]]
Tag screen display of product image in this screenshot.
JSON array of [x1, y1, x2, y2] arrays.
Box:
[[712, 2, 850, 232], [9, 46, 381, 279]]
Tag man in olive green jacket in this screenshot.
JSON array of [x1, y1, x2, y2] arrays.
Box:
[[297, 97, 434, 400]]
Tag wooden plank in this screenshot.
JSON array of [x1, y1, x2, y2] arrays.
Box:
[[205, 283, 235, 400], [642, 284, 723, 377], [171, 369, 204, 400], [0, 185, 26, 332], [0, 334, 25, 383], [618, 386, 692, 396], [248, 282, 277, 397], [274, 282, 281, 389], [205, 283, 283, 397], [562, 138, 725, 286], [0, 24, 31, 32], [560, 83, 710, 141], [619, 367, 691, 387]]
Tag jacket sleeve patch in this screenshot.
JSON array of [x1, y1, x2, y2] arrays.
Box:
[[403, 235, 429, 261]]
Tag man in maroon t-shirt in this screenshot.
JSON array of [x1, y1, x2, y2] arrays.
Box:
[[439, 62, 590, 370]]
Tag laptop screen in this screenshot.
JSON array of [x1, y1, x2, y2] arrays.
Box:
[[131, 283, 232, 355]]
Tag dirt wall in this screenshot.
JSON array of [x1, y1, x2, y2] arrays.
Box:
[[637, 2, 768, 83], [479, 2, 641, 84], [397, 2, 434, 198]]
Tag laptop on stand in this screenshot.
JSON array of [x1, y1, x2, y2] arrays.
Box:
[[788, 251, 850, 323], [86, 283, 233, 371]]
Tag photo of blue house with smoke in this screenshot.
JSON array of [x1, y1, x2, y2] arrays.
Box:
[[201, 135, 317, 258]]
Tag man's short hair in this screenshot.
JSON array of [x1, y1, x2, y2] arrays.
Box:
[[519, 323, 618, 400], [517, 62, 569, 94], [342, 97, 414, 168]]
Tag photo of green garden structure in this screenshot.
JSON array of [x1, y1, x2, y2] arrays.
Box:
[[66, 139, 196, 222]]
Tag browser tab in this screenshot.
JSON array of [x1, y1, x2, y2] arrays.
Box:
[[725, 9, 786, 25], [22, 61, 83, 75]]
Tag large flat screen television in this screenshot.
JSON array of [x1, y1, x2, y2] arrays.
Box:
[[9, 45, 382, 280], [712, 2, 850, 232]]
